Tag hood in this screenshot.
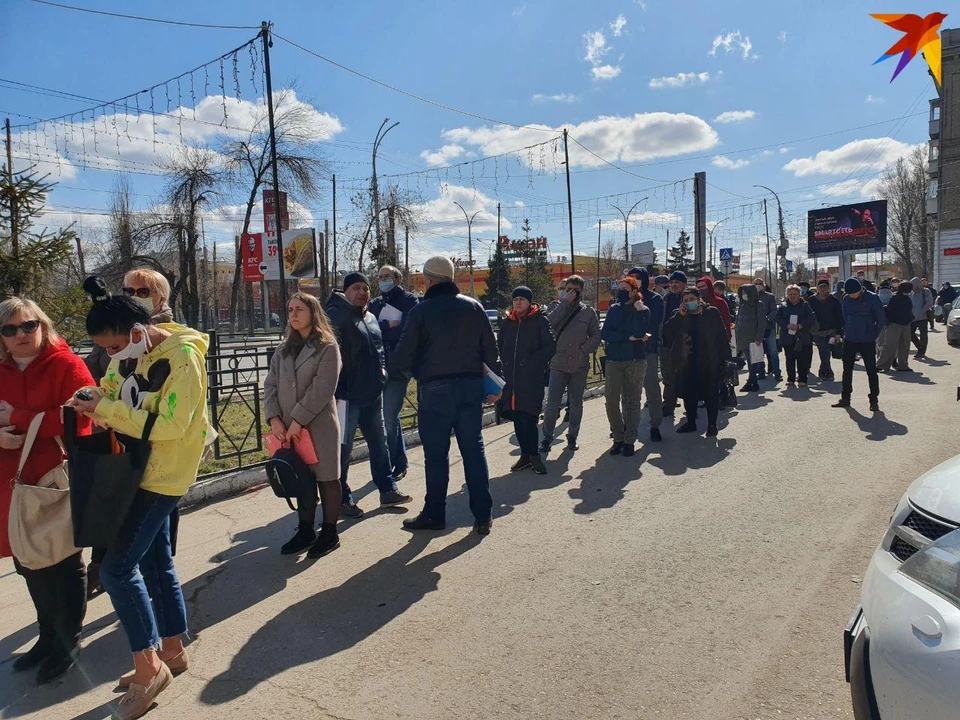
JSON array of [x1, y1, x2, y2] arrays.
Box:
[[908, 455, 960, 524], [635, 268, 650, 292], [152, 304, 174, 324], [910, 277, 922, 290], [698, 276, 716, 299], [327, 291, 365, 316], [152, 323, 209, 358], [739, 284, 758, 304], [508, 304, 541, 322]]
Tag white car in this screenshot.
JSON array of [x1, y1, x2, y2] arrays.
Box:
[[945, 303, 960, 345], [845, 455, 960, 718]]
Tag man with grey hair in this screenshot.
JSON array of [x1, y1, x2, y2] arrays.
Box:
[[370, 265, 419, 480], [388, 256, 502, 535]]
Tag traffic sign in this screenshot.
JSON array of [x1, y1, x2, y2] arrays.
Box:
[[719, 248, 734, 262]]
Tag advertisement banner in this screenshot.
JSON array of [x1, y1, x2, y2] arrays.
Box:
[[261, 190, 289, 280], [241, 233, 266, 282], [280, 228, 318, 279], [807, 200, 887, 255]]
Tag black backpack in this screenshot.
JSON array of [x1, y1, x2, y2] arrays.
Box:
[[265, 448, 316, 510]]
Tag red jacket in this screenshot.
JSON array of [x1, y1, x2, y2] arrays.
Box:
[[0, 339, 93, 558], [698, 276, 732, 340]]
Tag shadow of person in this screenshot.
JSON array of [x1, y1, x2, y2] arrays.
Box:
[[729, 393, 772, 411], [198, 531, 482, 706], [915, 357, 949, 368], [844, 408, 908, 441], [888, 372, 936, 386], [568, 446, 650, 515], [474, 451, 575, 525], [779, 387, 827, 403], [646, 437, 737, 477]]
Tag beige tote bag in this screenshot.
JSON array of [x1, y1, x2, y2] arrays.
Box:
[[7, 413, 78, 570]]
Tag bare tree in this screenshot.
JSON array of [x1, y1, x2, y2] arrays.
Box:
[[346, 183, 423, 272], [219, 87, 330, 334], [878, 146, 930, 278]]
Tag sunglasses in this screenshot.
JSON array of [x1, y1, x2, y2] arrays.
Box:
[[1, 320, 40, 338], [122, 287, 152, 299]]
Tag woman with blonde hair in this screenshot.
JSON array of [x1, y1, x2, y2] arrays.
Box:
[[264, 292, 343, 558], [0, 297, 94, 684]]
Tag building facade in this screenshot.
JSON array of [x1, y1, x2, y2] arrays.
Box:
[[934, 28, 960, 284]]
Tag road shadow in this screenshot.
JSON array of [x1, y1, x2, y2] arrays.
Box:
[[778, 386, 827, 403], [844, 408, 908, 441], [915, 357, 950, 368], [568, 446, 651, 515], [887, 371, 935, 386], [198, 530, 482, 706], [646, 436, 737, 477], [728, 393, 772, 411]]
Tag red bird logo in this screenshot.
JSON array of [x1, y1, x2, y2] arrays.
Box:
[[872, 12, 948, 86]]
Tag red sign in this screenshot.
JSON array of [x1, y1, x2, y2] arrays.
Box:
[[241, 233, 265, 282], [451, 257, 476, 268], [263, 190, 289, 239], [945, 247, 960, 256], [498, 234, 548, 252]]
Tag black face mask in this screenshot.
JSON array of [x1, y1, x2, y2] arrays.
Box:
[[616, 290, 631, 304]]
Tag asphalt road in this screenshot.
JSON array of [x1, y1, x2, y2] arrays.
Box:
[[1, 330, 956, 720]]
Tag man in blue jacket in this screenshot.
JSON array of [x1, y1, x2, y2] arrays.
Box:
[[833, 277, 885, 412], [369, 265, 419, 480], [628, 267, 665, 442]]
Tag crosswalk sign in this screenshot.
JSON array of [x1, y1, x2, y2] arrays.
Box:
[[719, 248, 733, 262]]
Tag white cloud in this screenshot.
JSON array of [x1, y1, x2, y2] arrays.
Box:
[[783, 138, 921, 177], [761, 149, 774, 158], [714, 109, 755, 124], [583, 30, 610, 65], [532, 92, 579, 103], [648, 71, 711, 89], [779, 147, 791, 154], [865, 95, 885, 104], [778, 30, 787, 42], [818, 177, 882, 200], [610, 14, 628, 37], [441, 111, 719, 167], [419, 144, 466, 167], [514, 201, 525, 207], [634, 0, 647, 8], [592, 65, 622, 80], [712, 155, 750, 170], [511, 5, 525, 16], [415, 183, 510, 237], [596, 210, 682, 232], [709, 30, 757, 60]]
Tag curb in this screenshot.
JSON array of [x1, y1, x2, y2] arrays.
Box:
[[182, 384, 606, 509]]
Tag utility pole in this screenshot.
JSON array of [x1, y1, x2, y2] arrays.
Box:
[[665, 229, 670, 270], [5, 118, 18, 271], [612, 197, 648, 266], [404, 225, 409, 281], [75, 235, 86, 278], [454, 201, 479, 296], [705, 217, 729, 274], [596, 219, 602, 305], [761, 198, 772, 288], [372, 118, 400, 262], [261, 21, 289, 314], [332, 174, 338, 285], [323, 218, 330, 298], [562, 129, 575, 273], [387, 204, 397, 265], [755, 184, 786, 287]]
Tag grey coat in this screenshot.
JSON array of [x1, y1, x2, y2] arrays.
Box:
[[546, 301, 601, 373], [263, 337, 342, 484], [734, 284, 766, 352]]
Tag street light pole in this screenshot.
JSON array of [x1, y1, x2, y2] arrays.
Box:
[[755, 184, 786, 287], [611, 197, 649, 265], [372, 118, 400, 261], [454, 201, 480, 296], [705, 216, 729, 273]]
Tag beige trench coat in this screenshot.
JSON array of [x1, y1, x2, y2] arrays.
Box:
[[263, 338, 342, 484]]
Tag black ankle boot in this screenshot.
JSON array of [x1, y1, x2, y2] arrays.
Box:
[[13, 638, 52, 672], [281, 523, 316, 555], [36, 646, 76, 685], [307, 524, 340, 559]]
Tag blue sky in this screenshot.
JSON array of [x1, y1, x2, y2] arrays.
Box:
[[0, 0, 943, 273]]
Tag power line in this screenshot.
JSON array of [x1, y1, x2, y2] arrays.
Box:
[[566, 134, 684, 184], [29, 0, 260, 30]]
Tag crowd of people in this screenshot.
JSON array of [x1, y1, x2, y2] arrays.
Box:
[[0, 257, 945, 718]]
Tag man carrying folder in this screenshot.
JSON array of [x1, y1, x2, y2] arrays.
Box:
[[388, 256, 503, 535]]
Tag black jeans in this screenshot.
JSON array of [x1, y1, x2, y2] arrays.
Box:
[[512, 410, 540, 456], [911, 321, 929, 356], [14, 552, 87, 658], [783, 343, 813, 383], [813, 336, 835, 377], [841, 341, 879, 402]]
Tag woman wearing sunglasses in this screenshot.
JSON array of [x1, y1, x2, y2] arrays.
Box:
[[84, 269, 174, 385], [0, 297, 95, 684]]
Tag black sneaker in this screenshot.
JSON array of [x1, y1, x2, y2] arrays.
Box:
[[566, 439, 579, 452], [341, 502, 364, 519], [538, 441, 551, 456], [380, 490, 413, 507], [739, 384, 752, 393], [650, 428, 662, 442], [281, 524, 316, 555], [706, 425, 718, 437], [530, 455, 547, 475], [869, 400, 880, 412], [511, 455, 532, 472], [676, 422, 698, 434], [13, 639, 52, 672], [402, 513, 446, 531], [36, 648, 76, 685], [393, 468, 408, 482], [306, 525, 340, 559], [474, 519, 492, 535], [832, 399, 851, 408], [609, 441, 624, 456], [621, 443, 636, 457]]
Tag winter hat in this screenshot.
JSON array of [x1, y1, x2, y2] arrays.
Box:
[[669, 270, 687, 283], [423, 255, 455, 283], [628, 267, 645, 278], [844, 277, 863, 295], [343, 272, 370, 290], [512, 286, 534, 302], [654, 275, 670, 287], [816, 278, 830, 287]]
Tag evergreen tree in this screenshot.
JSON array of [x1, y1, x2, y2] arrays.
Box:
[[482, 242, 512, 311], [516, 218, 555, 305], [666, 230, 695, 275]]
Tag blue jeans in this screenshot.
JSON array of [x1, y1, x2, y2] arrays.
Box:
[[382, 378, 410, 475], [541, 368, 588, 445], [764, 332, 781, 377], [340, 396, 397, 505], [100, 490, 186, 653], [417, 377, 492, 523]]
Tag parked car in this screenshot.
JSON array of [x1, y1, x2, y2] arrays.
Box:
[[845, 454, 960, 718], [945, 303, 960, 345]]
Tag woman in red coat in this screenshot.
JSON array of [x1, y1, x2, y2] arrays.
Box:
[[0, 297, 93, 684]]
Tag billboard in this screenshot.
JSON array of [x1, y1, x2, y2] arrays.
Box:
[[241, 233, 267, 282], [807, 200, 887, 255], [242, 228, 317, 282]]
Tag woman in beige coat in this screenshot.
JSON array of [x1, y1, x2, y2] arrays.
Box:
[[264, 293, 342, 558]]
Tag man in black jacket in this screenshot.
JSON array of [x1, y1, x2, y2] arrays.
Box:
[[369, 265, 419, 481], [388, 256, 503, 535], [807, 278, 844, 380], [326, 273, 413, 518]]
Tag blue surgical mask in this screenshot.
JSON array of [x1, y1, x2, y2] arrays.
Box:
[[379, 279, 395, 293], [800, 288, 808, 295], [685, 301, 700, 313]]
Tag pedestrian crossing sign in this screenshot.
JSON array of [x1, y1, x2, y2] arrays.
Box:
[[719, 248, 734, 262]]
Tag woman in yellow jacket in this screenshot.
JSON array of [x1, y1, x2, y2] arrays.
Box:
[[68, 277, 208, 720]]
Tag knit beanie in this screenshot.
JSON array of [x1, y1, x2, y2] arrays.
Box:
[[654, 275, 670, 287], [512, 286, 533, 302], [423, 256, 455, 283], [343, 272, 369, 290], [844, 277, 863, 295], [670, 270, 687, 283]]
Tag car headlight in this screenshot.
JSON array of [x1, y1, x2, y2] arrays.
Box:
[[899, 529, 960, 609], [881, 492, 912, 549]]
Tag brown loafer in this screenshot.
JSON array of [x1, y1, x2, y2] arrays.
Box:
[[112, 662, 173, 720], [118, 650, 187, 689]]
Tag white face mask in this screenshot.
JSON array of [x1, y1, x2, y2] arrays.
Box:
[[133, 295, 155, 313], [109, 323, 149, 361]]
